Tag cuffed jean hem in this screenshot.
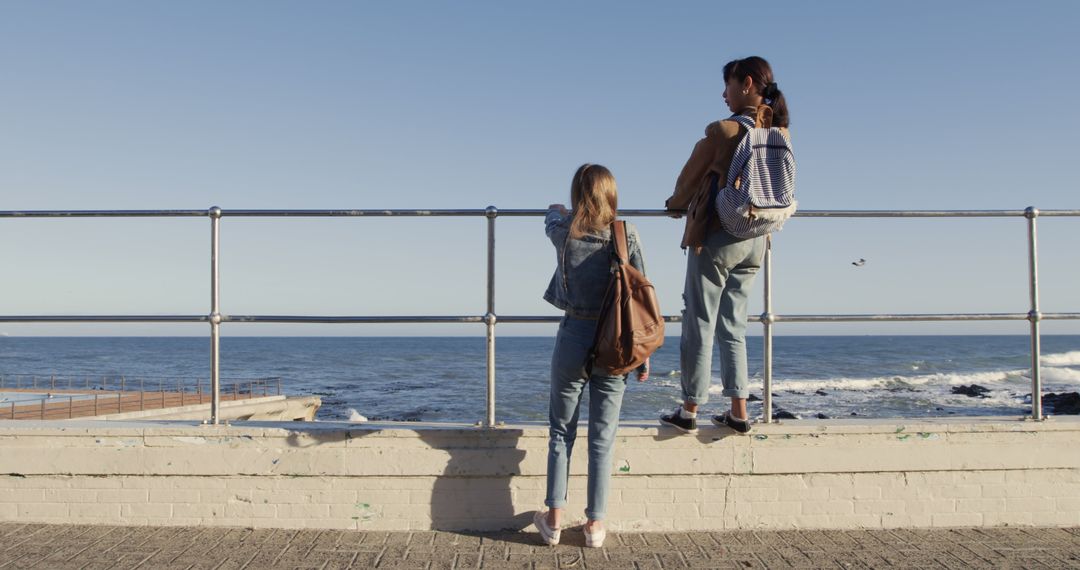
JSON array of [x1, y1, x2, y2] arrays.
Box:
[[545, 499, 567, 509], [721, 388, 750, 399], [683, 395, 709, 406], [585, 510, 605, 521]]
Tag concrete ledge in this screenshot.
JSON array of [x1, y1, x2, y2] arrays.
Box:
[[0, 417, 1077, 531]]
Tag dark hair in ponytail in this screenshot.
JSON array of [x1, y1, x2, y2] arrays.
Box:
[[723, 56, 790, 128]]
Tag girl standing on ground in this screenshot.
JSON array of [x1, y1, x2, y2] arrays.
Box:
[[660, 56, 791, 435], [534, 163, 649, 548]]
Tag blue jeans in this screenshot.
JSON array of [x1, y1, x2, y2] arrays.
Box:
[[545, 315, 627, 521], [680, 230, 766, 403]]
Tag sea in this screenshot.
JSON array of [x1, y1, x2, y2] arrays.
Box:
[[1, 335, 1079, 423]]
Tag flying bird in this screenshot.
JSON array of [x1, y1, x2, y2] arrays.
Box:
[[852, 258, 866, 267]]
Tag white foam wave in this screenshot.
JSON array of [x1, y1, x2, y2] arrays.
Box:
[[1042, 367, 1080, 383], [347, 408, 368, 422], [1042, 351, 1080, 367], [705, 368, 1030, 394]]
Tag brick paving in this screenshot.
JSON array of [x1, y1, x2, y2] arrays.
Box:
[[1, 523, 1079, 569]]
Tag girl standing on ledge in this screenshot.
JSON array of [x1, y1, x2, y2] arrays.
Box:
[[534, 163, 650, 548], [661, 56, 791, 435]]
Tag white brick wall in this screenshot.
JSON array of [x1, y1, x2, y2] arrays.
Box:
[[0, 417, 1077, 531]]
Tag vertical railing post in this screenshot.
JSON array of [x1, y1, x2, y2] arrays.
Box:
[[209, 206, 223, 425], [761, 235, 774, 424], [484, 206, 498, 428], [1025, 207, 1043, 421]]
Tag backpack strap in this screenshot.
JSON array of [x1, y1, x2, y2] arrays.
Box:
[[585, 222, 628, 379], [612, 221, 630, 268]]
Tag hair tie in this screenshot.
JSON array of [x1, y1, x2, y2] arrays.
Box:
[[763, 82, 779, 100]]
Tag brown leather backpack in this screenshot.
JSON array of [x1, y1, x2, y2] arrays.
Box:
[[586, 221, 665, 376]]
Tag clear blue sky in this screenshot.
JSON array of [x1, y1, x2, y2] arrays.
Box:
[[1, 1, 1077, 336]]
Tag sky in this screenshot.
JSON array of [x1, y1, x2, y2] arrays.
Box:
[[0, 1, 1078, 337]]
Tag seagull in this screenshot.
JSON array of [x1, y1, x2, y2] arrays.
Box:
[[852, 258, 866, 267]]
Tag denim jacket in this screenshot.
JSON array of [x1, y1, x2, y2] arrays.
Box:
[[543, 210, 647, 319]]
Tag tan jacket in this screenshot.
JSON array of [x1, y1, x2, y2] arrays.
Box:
[[665, 105, 786, 251]]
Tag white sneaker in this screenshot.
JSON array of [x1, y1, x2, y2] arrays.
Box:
[[583, 524, 606, 548], [533, 510, 561, 546]]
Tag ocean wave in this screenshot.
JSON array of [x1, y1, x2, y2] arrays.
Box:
[[347, 408, 368, 422], [1042, 350, 1080, 367], [1042, 367, 1080, 383], [703, 369, 1032, 394]]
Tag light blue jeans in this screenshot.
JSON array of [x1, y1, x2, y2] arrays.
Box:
[[545, 315, 627, 521], [680, 229, 766, 403]]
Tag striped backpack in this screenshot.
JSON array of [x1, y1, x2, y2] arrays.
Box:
[[714, 112, 797, 238]]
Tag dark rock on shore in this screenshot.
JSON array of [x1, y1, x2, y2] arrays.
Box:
[[815, 413, 829, 419], [774, 409, 798, 420], [951, 384, 991, 398], [886, 386, 918, 393], [1044, 392, 1080, 415], [815, 390, 828, 396], [748, 394, 761, 402]]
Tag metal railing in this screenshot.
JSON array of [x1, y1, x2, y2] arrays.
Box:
[[1, 207, 1078, 425]]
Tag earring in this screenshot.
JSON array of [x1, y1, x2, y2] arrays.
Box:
[[742, 89, 749, 95]]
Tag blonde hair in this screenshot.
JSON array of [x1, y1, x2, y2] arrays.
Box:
[[569, 163, 618, 239]]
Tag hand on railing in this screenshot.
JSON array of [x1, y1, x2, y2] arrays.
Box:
[[548, 204, 569, 217], [635, 358, 650, 382]]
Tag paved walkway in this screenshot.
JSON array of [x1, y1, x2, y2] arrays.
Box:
[[2, 389, 265, 420], [1, 523, 1079, 569]]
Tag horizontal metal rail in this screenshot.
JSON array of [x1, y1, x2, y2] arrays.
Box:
[[4, 208, 1080, 218], [224, 315, 486, 324], [0, 316, 207, 323], [1, 207, 1078, 426], [8, 313, 1080, 324]]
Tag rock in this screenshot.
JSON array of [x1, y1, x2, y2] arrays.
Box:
[[886, 386, 918, 393], [815, 390, 828, 396], [774, 409, 798, 420], [1044, 392, 1080, 415], [815, 413, 829, 419], [951, 384, 991, 398], [850, 412, 859, 416], [748, 394, 761, 402]]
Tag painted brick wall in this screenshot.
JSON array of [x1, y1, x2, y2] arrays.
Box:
[[0, 418, 1077, 531]]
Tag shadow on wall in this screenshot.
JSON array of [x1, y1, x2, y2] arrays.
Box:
[[417, 428, 531, 532]]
